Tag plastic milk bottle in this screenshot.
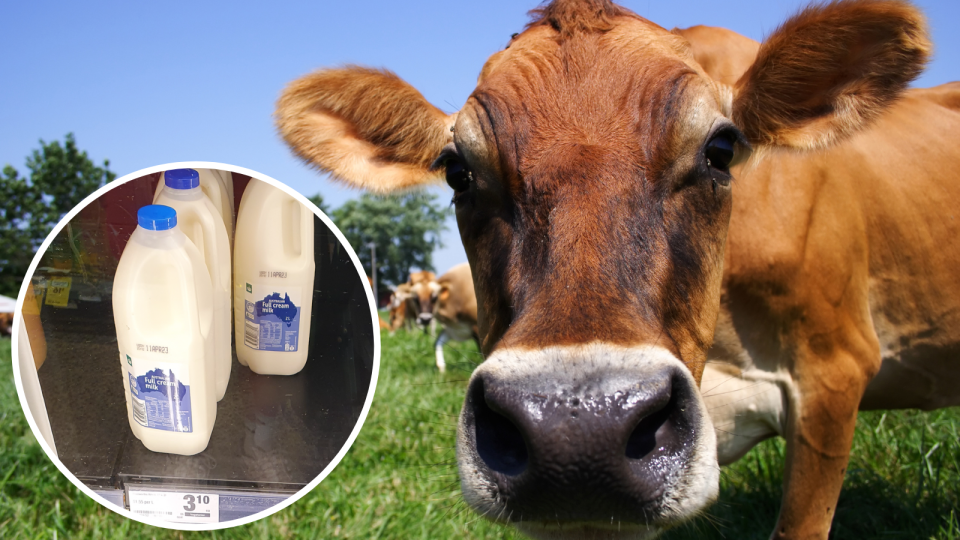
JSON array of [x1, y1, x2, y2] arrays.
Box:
[[113, 205, 216, 455], [234, 179, 315, 375], [155, 168, 234, 247], [155, 169, 232, 400]]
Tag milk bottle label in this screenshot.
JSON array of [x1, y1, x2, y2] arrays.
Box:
[[243, 282, 303, 352], [127, 355, 193, 433]]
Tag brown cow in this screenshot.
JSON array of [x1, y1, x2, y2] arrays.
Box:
[[276, 0, 938, 537], [0, 312, 13, 336], [428, 263, 481, 372], [388, 271, 439, 333], [684, 21, 960, 527], [388, 282, 417, 332], [407, 270, 439, 329]]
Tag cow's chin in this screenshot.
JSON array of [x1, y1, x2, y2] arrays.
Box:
[[517, 522, 660, 540], [456, 343, 719, 537]]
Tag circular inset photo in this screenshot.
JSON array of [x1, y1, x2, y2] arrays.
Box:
[[11, 162, 379, 530]]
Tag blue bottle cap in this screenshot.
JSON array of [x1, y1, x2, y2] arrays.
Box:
[[138, 205, 177, 231], [164, 168, 200, 189]]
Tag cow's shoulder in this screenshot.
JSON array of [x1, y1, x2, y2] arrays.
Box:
[[437, 263, 477, 317], [672, 25, 759, 86], [905, 81, 960, 112]]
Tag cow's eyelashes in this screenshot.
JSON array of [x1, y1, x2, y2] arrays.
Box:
[[431, 145, 473, 199]]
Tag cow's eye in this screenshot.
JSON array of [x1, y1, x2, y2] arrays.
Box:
[[704, 134, 736, 174], [431, 144, 472, 196], [444, 156, 471, 193]]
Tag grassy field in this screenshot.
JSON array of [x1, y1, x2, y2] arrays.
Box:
[[1, 331, 958, 539]]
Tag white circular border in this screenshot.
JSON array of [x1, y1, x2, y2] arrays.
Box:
[[10, 161, 382, 531]]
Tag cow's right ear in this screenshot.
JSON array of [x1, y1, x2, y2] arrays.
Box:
[[733, 0, 930, 150], [276, 67, 456, 192], [438, 284, 451, 305]]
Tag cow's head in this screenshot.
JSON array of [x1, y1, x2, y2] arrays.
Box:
[[277, 0, 928, 536], [407, 270, 440, 326]]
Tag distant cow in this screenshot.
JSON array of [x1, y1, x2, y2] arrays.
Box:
[[277, 0, 946, 537], [421, 263, 480, 372], [388, 271, 438, 333], [387, 283, 417, 332], [408, 270, 439, 330], [0, 312, 13, 336]]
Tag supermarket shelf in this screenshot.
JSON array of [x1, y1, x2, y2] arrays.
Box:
[[34, 217, 374, 525]]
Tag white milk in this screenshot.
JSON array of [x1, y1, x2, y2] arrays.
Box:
[[155, 169, 232, 400], [234, 179, 315, 375], [156, 169, 234, 247], [113, 205, 216, 455]]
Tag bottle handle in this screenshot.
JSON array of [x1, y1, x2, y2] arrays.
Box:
[[298, 199, 314, 266], [175, 247, 205, 337]]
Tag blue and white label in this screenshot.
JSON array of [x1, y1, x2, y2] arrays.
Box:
[[128, 357, 193, 433], [243, 283, 302, 352]]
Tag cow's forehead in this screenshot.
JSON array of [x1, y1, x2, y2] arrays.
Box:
[[460, 16, 728, 195], [478, 17, 701, 86]]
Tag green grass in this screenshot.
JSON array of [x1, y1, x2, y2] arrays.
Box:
[[267, 330, 520, 539], [1, 332, 958, 538], [664, 406, 960, 540], [0, 332, 520, 539]]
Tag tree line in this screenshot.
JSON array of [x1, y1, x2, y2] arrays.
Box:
[[0, 135, 450, 300]]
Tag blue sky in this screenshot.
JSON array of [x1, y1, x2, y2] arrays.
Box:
[[2, 0, 957, 273]]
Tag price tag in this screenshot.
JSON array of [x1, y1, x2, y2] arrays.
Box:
[[44, 277, 71, 307], [128, 490, 219, 524]]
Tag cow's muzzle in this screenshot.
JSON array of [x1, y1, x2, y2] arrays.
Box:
[[456, 344, 718, 536]]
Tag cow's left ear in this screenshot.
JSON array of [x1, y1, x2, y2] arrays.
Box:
[[733, 0, 930, 150]]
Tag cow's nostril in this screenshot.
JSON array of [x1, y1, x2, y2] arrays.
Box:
[[625, 393, 677, 460], [471, 380, 528, 476]]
